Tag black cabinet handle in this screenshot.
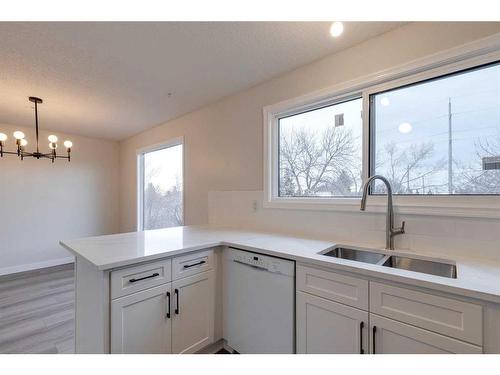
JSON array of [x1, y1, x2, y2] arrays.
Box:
[[129, 272, 159, 283], [360, 321, 364, 354], [183, 260, 206, 269], [372, 326, 377, 354], [166, 291, 171, 319], [174, 288, 179, 315]]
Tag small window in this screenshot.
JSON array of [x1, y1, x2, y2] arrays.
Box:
[[370, 62, 500, 195], [139, 141, 183, 230], [278, 97, 363, 197]]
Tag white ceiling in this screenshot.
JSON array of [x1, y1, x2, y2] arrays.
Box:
[[0, 22, 405, 141]]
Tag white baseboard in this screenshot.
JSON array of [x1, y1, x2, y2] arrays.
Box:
[[0, 256, 75, 277]]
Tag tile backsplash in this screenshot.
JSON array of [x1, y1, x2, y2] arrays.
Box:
[[208, 190, 500, 262]]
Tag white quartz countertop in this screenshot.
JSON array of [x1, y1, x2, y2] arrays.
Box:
[[61, 225, 500, 304]]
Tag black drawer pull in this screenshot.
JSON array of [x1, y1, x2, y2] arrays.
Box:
[[183, 260, 206, 269], [129, 272, 159, 283], [360, 321, 364, 354], [372, 326, 377, 354], [166, 291, 171, 319], [174, 288, 179, 315]]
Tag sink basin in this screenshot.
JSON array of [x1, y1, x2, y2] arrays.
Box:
[[322, 247, 386, 265], [382, 256, 457, 279]]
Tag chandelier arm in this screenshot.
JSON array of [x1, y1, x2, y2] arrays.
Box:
[[0, 150, 21, 155], [38, 153, 69, 160]]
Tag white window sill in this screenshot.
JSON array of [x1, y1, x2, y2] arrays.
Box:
[[263, 196, 500, 219]]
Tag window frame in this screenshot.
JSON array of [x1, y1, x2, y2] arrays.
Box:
[[263, 34, 500, 218], [137, 137, 185, 231], [276, 93, 364, 199]]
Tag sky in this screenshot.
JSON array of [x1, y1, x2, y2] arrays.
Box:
[[144, 144, 183, 193]]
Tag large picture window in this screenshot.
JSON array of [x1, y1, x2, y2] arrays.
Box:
[[265, 44, 500, 216], [138, 140, 183, 230]]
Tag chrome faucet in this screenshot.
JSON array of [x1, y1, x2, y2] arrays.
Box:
[[360, 175, 405, 250]]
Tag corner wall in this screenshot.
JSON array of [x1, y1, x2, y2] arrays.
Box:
[[0, 123, 120, 275], [119, 22, 500, 257]]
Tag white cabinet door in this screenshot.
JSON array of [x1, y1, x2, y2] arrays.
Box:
[[370, 314, 482, 354], [297, 291, 368, 354], [172, 270, 215, 354], [111, 283, 172, 354]]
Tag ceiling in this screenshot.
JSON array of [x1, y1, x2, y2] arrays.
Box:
[[0, 22, 405, 141]]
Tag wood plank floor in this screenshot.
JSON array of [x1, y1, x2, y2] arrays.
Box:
[[0, 263, 75, 354]]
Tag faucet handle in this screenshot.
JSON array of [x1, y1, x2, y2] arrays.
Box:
[[400, 221, 406, 234]]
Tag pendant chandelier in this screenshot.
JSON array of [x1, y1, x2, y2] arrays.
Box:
[[0, 97, 72, 162]]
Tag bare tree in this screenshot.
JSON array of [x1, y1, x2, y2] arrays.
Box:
[[143, 168, 183, 229], [279, 126, 360, 196], [376, 141, 443, 194], [455, 132, 500, 194]]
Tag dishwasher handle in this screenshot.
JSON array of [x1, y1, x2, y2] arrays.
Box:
[[233, 259, 269, 272]]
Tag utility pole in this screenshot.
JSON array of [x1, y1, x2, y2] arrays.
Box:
[[448, 97, 453, 194]]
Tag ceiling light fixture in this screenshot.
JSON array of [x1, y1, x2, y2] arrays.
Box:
[[398, 122, 413, 134], [330, 22, 344, 38], [0, 97, 72, 162]]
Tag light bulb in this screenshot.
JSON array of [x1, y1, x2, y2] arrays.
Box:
[[0, 133, 7, 142], [48, 135, 58, 143], [49, 142, 57, 150], [13, 131, 25, 140], [20, 139, 28, 147], [380, 97, 390, 107], [330, 22, 344, 38], [398, 122, 413, 134], [64, 140, 73, 149]]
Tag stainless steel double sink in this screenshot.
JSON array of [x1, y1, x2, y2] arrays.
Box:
[[321, 246, 457, 279]]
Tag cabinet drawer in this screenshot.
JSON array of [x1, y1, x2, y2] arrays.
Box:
[[111, 259, 172, 299], [370, 282, 483, 345], [370, 314, 482, 354], [172, 249, 213, 280], [297, 264, 368, 310]]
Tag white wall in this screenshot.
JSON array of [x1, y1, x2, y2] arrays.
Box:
[[208, 191, 500, 261], [119, 22, 500, 260], [0, 123, 119, 275]]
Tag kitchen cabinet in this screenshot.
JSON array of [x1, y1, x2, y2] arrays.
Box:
[[296, 263, 485, 354], [369, 314, 482, 354], [296, 291, 368, 354], [110, 250, 216, 354], [111, 283, 172, 354], [172, 270, 215, 354]]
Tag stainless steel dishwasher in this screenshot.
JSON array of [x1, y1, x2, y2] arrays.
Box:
[[222, 247, 295, 353]]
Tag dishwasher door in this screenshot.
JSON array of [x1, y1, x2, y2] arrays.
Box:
[[222, 247, 295, 354]]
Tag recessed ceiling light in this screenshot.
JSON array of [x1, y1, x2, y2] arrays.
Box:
[[380, 97, 390, 106], [330, 22, 344, 38], [398, 122, 413, 134]]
